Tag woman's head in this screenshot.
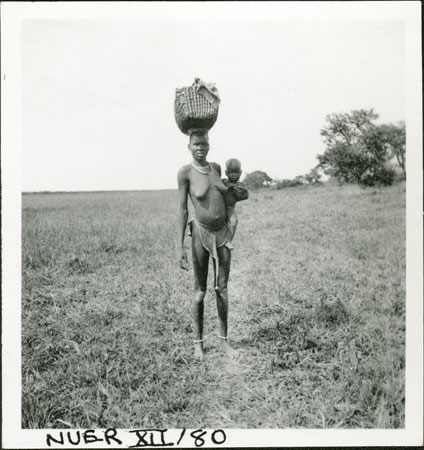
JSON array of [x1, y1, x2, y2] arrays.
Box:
[[188, 130, 210, 162]]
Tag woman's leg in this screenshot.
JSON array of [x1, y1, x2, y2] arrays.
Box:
[[226, 208, 238, 243], [216, 245, 237, 357], [191, 222, 209, 360]]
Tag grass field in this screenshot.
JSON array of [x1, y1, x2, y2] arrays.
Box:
[[22, 183, 405, 429]]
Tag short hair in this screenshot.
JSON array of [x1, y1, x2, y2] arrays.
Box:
[[188, 129, 209, 143], [225, 158, 241, 170]]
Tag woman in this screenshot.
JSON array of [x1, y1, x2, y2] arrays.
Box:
[[177, 130, 239, 360]]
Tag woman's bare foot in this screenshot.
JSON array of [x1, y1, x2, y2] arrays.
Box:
[[219, 338, 238, 358], [194, 343, 205, 360]]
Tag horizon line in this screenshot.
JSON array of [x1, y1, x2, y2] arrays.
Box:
[[22, 188, 178, 195]]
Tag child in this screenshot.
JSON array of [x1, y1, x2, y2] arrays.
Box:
[[222, 158, 249, 247]]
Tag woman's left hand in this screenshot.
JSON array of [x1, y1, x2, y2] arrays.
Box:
[[232, 184, 249, 201]]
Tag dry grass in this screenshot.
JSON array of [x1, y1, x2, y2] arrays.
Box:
[[22, 183, 405, 428]]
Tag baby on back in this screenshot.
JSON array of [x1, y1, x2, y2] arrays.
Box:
[[222, 158, 249, 247]]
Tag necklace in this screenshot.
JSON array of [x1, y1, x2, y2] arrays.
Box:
[[190, 163, 213, 175]]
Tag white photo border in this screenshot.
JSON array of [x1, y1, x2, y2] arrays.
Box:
[[2, 1, 422, 448]]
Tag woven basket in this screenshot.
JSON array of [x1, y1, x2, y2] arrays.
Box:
[[174, 84, 219, 135]]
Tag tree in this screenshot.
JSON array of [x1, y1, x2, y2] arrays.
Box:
[[304, 166, 322, 184], [378, 121, 406, 177], [317, 109, 395, 186], [243, 170, 273, 189]]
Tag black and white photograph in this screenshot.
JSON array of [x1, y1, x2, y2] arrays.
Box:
[[1, 1, 422, 448]]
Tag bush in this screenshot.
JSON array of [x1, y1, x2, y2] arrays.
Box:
[[275, 178, 303, 189], [243, 171, 273, 189], [288, 179, 303, 187], [360, 165, 396, 187]]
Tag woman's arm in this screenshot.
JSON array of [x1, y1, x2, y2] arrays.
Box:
[[232, 181, 249, 202], [177, 166, 189, 270]]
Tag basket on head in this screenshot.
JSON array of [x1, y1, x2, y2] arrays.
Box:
[[174, 79, 220, 135]]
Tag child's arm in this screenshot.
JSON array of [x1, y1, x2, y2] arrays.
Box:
[[232, 181, 249, 202], [222, 178, 237, 209]]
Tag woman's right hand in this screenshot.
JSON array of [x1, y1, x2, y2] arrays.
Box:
[[178, 247, 189, 271]]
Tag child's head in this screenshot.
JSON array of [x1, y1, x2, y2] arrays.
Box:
[[225, 158, 242, 183]]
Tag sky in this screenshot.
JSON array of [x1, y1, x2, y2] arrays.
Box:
[[21, 12, 405, 191]]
